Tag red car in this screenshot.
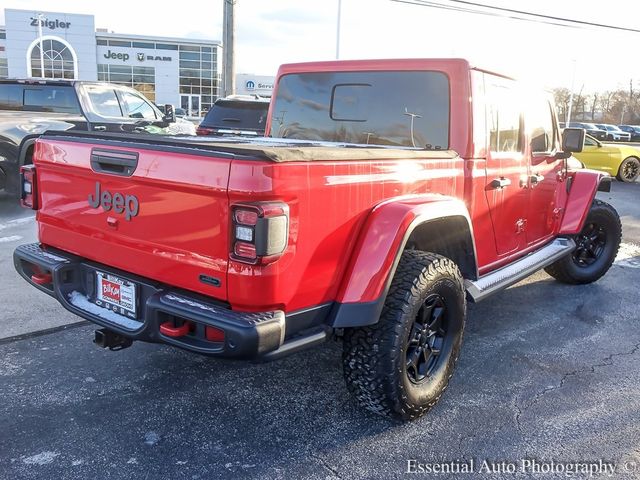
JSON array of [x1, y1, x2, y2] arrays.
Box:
[[15, 59, 620, 420]]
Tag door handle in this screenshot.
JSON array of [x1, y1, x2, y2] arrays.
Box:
[[490, 177, 511, 189], [530, 174, 545, 185], [93, 125, 106, 131]]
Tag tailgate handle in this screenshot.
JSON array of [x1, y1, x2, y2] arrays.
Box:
[[90, 149, 138, 177]]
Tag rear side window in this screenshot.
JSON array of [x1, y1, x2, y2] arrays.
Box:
[[86, 86, 123, 117], [22, 86, 81, 113], [0, 84, 23, 110], [486, 81, 522, 153], [270, 71, 450, 149], [0, 84, 80, 113], [202, 101, 269, 132]]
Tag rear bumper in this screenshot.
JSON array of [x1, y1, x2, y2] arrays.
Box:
[[14, 243, 290, 359]]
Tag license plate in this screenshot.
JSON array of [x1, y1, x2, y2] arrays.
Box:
[[95, 271, 137, 319]]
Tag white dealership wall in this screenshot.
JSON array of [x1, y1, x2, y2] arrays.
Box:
[[4, 9, 98, 81], [0, 8, 221, 109]]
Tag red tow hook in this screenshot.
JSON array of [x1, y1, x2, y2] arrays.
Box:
[[31, 272, 53, 285], [159, 321, 192, 337]]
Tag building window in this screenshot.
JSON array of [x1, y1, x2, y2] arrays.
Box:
[[96, 39, 107, 46], [132, 42, 154, 49], [108, 40, 131, 47], [0, 58, 8, 79], [98, 64, 156, 102], [178, 45, 220, 116], [0, 32, 6, 40], [156, 43, 178, 51], [28, 37, 77, 79]]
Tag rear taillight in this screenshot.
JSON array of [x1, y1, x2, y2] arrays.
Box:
[[231, 202, 289, 264], [20, 165, 38, 210], [196, 126, 215, 136]]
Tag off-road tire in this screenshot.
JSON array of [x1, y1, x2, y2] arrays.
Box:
[[342, 251, 466, 421], [545, 200, 621, 284], [616, 157, 640, 183]]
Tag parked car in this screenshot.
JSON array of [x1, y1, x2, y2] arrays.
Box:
[[573, 134, 640, 182], [196, 95, 270, 136], [594, 123, 631, 142], [0, 78, 195, 196], [15, 58, 618, 421], [618, 125, 640, 142], [566, 122, 607, 141]]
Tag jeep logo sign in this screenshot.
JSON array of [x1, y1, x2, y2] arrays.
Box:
[[88, 182, 139, 221], [103, 50, 129, 62]]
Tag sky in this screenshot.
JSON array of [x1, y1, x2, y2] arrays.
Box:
[[2, 0, 639, 93]]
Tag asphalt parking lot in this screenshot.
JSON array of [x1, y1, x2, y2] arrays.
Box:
[[1, 183, 640, 480]]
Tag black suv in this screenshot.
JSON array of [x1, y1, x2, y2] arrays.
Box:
[[196, 95, 270, 137]]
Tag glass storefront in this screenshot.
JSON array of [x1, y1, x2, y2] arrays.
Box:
[[178, 45, 220, 116], [0, 58, 8, 79], [97, 64, 156, 102]]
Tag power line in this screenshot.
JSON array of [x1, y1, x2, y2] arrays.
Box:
[[391, 0, 640, 33], [448, 0, 640, 33]]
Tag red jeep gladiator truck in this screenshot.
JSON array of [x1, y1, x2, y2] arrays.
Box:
[[14, 59, 620, 420]]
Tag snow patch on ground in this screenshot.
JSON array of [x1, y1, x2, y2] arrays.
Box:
[[0, 235, 22, 243], [22, 452, 59, 465], [615, 242, 640, 269], [67, 291, 142, 330], [0, 216, 34, 231]]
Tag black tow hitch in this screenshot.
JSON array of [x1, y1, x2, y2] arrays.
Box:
[[94, 328, 133, 351]]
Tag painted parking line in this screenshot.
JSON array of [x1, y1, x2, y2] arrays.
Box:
[[615, 242, 640, 269]]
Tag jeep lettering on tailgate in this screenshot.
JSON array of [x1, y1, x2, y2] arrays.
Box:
[[88, 182, 139, 221]]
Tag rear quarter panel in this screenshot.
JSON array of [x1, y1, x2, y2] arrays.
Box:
[[227, 156, 464, 312]]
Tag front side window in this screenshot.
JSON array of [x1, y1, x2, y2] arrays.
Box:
[[86, 86, 123, 117], [270, 71, 450, 149], [120, 91, 157, 119], [529, 100, 556, 154]]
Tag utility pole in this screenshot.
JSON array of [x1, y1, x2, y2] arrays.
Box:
[[223, 0, 236, 98]]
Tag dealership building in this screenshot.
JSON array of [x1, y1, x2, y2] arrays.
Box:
[[0, 8, 222, 115]]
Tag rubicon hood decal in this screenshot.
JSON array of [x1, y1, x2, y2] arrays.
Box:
[[88, 182, 139, 221]]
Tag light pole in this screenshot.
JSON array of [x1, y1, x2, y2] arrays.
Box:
[[37, 13, 45, 78], [223, 0, 236, 98], [336, 0, 342, 60]]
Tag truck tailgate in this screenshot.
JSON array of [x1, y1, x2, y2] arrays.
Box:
[[33, 137, 232, 301]]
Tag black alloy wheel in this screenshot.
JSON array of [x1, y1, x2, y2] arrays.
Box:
[[572, 222, 607, 267], [406, 294, 447, 383], [545, 200, 621, 285]]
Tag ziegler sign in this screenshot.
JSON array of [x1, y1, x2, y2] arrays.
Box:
[[103, 50, 172, 62], [30, 17, 71, 29]]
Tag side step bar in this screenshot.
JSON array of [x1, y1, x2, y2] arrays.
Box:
[[465, 237, 575, 302]]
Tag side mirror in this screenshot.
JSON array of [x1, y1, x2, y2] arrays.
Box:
[[163, 104, 176, 123], [562, 127, 585, 153]]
